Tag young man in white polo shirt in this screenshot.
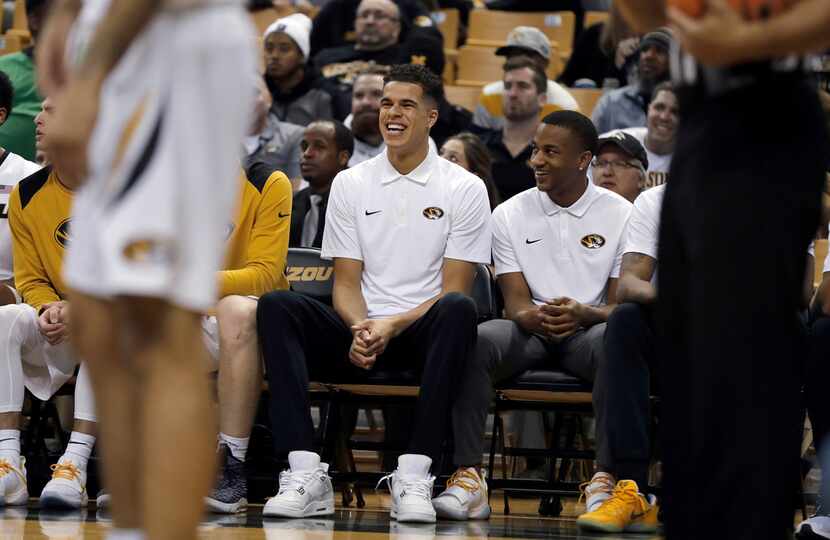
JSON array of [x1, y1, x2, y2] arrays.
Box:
[[576, 182, 664, 533], [432, 111, 637, 522], [256, 64, 492, 523]]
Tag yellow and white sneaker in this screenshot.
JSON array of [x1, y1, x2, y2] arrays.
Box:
[[40, 461, 88, 509], [0, 456, 28, 506], [576, 479, 658, 533], [432, 468, 490, 521]]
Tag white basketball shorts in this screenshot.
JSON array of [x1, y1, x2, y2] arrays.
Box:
[[64, 4, 257, 313]]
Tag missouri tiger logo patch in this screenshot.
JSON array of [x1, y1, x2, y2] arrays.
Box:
[[580, 234, 605, 249], [54, 219, 71, 248], [423, 207, 444, 220]]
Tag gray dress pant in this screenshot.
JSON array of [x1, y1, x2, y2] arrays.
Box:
[[453, 318, 608, 467]]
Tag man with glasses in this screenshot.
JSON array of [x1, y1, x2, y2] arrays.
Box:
[[313, 0, 445, 119], [591, 132, 649, 203]]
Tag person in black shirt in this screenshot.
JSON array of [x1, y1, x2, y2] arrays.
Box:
[[290, 120, 354, 248], [263, 13, 333, 126], [309, 0, 440, 58], [475, 57, 546, 201], [617, 2, 830, 539]]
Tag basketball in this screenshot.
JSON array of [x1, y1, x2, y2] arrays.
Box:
[[668, 0, 795, 19]]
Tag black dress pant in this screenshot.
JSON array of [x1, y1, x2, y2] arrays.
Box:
[[657, 77, 828, 539], [597, 302, 657, 490], [256, 290, 477, 464]]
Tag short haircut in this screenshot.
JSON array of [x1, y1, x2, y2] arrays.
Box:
[[384, 63, 444, 106], [311, 119, 355, 158], [650, 80, 675, 103], [502, 56, 547, 95], [355, 65, 391, 82], [542, 110, 598, 155], [0, 71, 13, 119]]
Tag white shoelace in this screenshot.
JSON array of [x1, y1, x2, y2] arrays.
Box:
[[376, 473, 435, 500], [278, 469, 317, 496]]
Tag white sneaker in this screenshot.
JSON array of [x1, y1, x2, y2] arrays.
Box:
[[39, 461, 88, 509], [797, 515, 830, 539], [377, 454, 436, 523], [0, 456, 28, 506], [579, 471, 615, 513], [262, 451, 335, 518], [432, 467, 490, 520]]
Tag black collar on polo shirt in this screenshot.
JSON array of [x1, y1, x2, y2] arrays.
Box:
[[537, 179, 599, 217], [378, 147, 437, 186]]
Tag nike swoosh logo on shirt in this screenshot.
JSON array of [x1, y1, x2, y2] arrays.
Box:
[[278, 212, 290, 218], [365, 210, 382, 216], [526, 238, 542, 244]]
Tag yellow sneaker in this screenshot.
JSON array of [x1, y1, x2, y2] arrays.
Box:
[[576, 479, 658, 533]]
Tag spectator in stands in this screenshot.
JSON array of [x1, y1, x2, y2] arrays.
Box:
[[476, 57, 546, 201], [591, 28, 672, 133], [0, 98, 97, 509], [800, 231, 830, 539], [440, 132, 499, 210], [314, 0, 445, 119], [245, 76, 303, 186], [559, 7, 639, 88], [0, 0, 51, 161], [601, 82, 678, 189], [345, 67, 388, 166], [264, 13, 334, 126], [0, 71, 40, 307], [577, 180, 664, 532], [474, 27, 580, 130], [432, 111, 635, 523], [290, 120, 354, 248], [591, 131, 648, 203], [256, 64, 491, 522], [309, 0, 440, 59], [200, 163, 293, 515], [346, 66, 442, 165]]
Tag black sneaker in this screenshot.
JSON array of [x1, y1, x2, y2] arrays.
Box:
[[205, 443, 248, 514]]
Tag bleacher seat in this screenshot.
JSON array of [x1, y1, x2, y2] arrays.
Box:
[[815, 239, 828, 288], [584, 10, 609, 29], [569, 87, 603, 116], [431, 8, 459, 51], [455, 46, 505, 87], [467, 10, 575, 63], [445, 84, 482, 112]]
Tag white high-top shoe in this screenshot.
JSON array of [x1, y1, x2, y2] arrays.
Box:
[[377, 454, 436, 523], [0, 456, 28, 506], [432, 467, 490, 520], [40, 461, 88, 509], [263, 451, 335, 518]]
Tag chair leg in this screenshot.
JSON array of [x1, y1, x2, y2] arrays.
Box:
[[496, 413, 510, 515]]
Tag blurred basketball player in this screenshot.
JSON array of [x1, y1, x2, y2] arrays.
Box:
[[615, 1, 830, 539], [35, 0, 255, 538]]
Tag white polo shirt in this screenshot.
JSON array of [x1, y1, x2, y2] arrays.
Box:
[[623, 184, 666, 260], [322, 147, 492, 319], [492, 180, 631, 307]]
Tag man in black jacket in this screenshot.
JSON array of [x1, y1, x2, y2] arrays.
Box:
[[290, 119, 354, 248]]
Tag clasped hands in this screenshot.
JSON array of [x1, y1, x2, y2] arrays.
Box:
[[348, 318, 399, 370]]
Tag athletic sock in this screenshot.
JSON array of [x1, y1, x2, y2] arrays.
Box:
[[0, 429, 20, 462], [61, 431, 96, 471], [219, 432, 249, 462], [106, 528, 146, 540]]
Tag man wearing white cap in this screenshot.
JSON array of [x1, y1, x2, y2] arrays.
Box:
[[264, 13, 333, 127], [473, 26, 580, 131]]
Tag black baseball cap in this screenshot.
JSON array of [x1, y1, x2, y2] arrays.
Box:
[[597, 132, 649, 170]]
